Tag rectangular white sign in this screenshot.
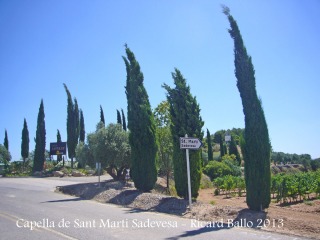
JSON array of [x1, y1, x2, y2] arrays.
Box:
[[180, 137, 202, 150]]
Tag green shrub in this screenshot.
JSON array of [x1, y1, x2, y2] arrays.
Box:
[[204, 159, 241, 181], [204, 161, 233, 180]]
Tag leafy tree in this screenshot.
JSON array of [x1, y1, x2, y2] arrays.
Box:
[[121, 109, 127, 131], [63, 83, 79, 168], [223, 6, 271, 210], [154, 101, 173, 189], [206, 129, 213, 161], [75, 142, 94, 169], [21, 118, 29, 168], [311, 159, 320, 171], [0, 144, 11, 164], [100, 105, 105, 125], [56, 130, 62, 163], [229, 135, 241, 165], [214, 128, 244, 145], [4, 129, 8, 150], [224, 175, 236, 198], [33, 99, 46, 172], [87, 123, 131, 180], [221, 154, 242, 177], [79, 109, 85, 142], [163, 68, 204, 199], [213, 130, 225, 144], [116, 110, 122, 125], [204, 161, 234, 180], [123, 46, 157, 191]]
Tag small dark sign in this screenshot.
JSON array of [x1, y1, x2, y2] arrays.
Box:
[[50, 142, 67, 155]]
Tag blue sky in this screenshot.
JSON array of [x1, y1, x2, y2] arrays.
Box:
[[0, 0, 319, 161]]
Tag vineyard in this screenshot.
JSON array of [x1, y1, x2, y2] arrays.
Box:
[[212, 170, 320, 203], [271, 170, 320, 203]]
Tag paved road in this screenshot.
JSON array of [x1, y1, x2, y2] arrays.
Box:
[[0, 176, 308, 240]]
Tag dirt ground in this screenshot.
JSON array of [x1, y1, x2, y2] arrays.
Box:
[[57, 176, 320, 239], [197, 188, 320, 239]]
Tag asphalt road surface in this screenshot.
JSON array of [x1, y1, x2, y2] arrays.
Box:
[[0, 176, 309, 240]]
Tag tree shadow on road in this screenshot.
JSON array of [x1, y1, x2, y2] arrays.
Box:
[[42, 197, 84, 203], [166, 223, 231, 240]]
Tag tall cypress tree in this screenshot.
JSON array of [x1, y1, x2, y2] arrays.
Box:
[[121, 109, 127, 131], [21, 118, 29, 168], [123, 46, 157, 192], [74, 99, 79, 144], [219, 133, 225, 158], [229, 135, 241, 165], [4, 129, 8, 150], [33, 100, 46, 172], [207, 129, 213, 161], [163, 68, 204, 199], [116, 110, 122, 125], [223, 6, 271, 210], [100, 105, 105, 125], [57, 130, 62, 163], [79, 109, 85, 142], [63, 83, 79, 168]]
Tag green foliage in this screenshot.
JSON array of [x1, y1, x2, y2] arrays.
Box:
[[116, 109, 122, 125], [204, 156, 241, 181], [213, 175, 245, 197], [219, 133, 225, 158], [213, 128, 244, 145], [271, 171, 320, 203], [154, 101, 173, 189], [123, 46, 157, 191], [4, 129, 9, 150], [121, 109, 127, 131], [5, 161, 32, 176], [56, 130, 62, 163], [311, 159, 320, 171], [202, 151, 208, 166], [0, 144, 11, 164], [163, 68, 204, 199], [206, 129, 213, 161], [64, 84, 79, 168], [100, 105, 105, 125], [229, 135, 241, 165], [33, 100, 46, 172], [271, 152, 312, 165], [21, 118, 29, 164], [224, 6, 271, 210], [222, 155, 242, 177], [75, 142, 94, 169], [79, 109, 85, 142], [85, 123, 131, 179]]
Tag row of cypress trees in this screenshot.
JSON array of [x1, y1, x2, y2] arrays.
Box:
[[123, 7, 271, 211], [6, 6, 271, 211], [123, 45, 204, 195]]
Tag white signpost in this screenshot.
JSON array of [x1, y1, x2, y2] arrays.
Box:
[[180, 135, 203, 209], [96, 162, 101, 188]]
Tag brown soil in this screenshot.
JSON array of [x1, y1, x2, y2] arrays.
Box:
[[198, 188, 320, 239], [57, 177, 320, 239]]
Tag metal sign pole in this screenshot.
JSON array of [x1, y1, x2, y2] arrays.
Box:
[[96, 162, 101, 188], [185, 134, 192, 209], [180, 134, 203, 210]]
